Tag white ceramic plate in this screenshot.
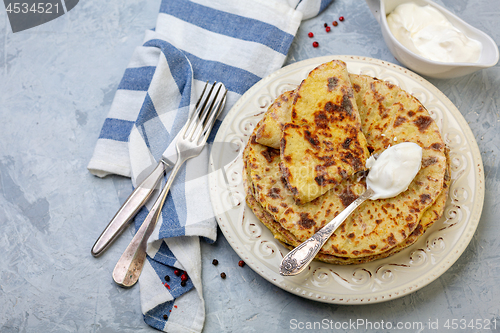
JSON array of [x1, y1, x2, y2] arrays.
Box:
[[208, 56, 484, 304]]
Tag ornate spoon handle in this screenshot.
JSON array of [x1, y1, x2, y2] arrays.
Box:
[[279, 187, 374, 276]]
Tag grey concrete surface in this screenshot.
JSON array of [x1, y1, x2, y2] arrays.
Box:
[[1, 0, 499, 332]]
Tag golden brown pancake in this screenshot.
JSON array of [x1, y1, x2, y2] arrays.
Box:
[[255, 90, 295, 149], [243, 144, 451, 264], [244, 70, 448, 259], [279, 60, 370, 204]]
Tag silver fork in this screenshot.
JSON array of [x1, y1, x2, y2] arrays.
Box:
[[112, 82, 227, 288], [91, 82, 212, 258]]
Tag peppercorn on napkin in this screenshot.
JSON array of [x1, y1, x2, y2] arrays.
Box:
[[88, 0, 332, 332]]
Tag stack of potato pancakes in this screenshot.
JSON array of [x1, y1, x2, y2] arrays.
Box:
[[243, 60, 451, 265]]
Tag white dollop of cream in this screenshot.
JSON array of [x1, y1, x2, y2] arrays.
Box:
[[366, 142, 422, 200], [386, 3, 482, 63]]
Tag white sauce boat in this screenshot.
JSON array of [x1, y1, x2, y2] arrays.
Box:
[[365, 0, 499, 78]]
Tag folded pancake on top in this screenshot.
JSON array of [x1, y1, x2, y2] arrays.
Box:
[[280, 60, 370, 204], [244, 71, 448, 260]]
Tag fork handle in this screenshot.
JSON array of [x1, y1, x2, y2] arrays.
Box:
[[112, 157, 186, 288], [91, 160, 170, 257]]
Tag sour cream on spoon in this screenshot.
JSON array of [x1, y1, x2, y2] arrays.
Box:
[[280, 142, 423, 276], [366, 142, 423, 200]]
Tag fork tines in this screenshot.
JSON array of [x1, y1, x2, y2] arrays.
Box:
[[183, 82, 227, 143]]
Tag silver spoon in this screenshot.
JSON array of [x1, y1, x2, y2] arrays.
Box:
[[279, 187, 374, 276], [279, 142, 422, 276]]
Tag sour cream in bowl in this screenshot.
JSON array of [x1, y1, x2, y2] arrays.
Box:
[[365, 0, 499, 78]]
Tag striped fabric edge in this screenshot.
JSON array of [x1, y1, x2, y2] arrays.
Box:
[[87, 138, 131, 178], [158, 0, 296, 55]]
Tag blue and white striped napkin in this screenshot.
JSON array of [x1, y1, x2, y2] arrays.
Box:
[[88, 0, 332, 331]]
